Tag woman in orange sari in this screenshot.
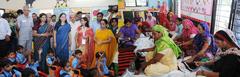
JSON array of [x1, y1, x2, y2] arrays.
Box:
[[76, 17, 95, 68], [93, 19, 117, 68]]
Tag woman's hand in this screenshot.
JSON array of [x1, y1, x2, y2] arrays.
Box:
[[186, 57, 195, 63], [195, 61, 205, 66], [197, 51, 205, 57], [97, 41, 103, 45]]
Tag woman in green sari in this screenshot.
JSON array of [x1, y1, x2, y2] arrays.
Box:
[[139, 25, 182, 76]]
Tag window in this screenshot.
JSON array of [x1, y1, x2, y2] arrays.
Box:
[[136, 0, 147, 6], [233, 0, 240, 45], [214, 0, 233, 33], [125, 0, 136, 7], [125, 0, 147, 7]]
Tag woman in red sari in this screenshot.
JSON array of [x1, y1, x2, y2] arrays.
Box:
[[75, 17, 95, 69]]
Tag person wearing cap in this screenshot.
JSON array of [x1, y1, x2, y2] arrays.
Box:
[[195, 29, 240, 77]]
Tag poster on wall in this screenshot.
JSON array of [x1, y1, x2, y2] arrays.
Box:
[[118, 0, 125, 9], [181, 0, 213, 23]]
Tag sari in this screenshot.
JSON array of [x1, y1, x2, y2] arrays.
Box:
[[76, 26, 95, 68], [144, 25, 181, 76], [55, 23, 71, 64], [93, 29, 117, 67], [192, 22, 218, 60], [33, 23, 52, 73]]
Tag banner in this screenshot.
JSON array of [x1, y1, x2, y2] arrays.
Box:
[[181, 0, 213, 22]]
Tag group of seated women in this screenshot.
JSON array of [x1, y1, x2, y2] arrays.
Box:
[[119, 11, 240, 77]]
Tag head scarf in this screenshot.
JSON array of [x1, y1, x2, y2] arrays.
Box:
[[199, 22, 211, 37], [215, 29, 240, 56], [182, 19, 199, 39], [152, 25, 182, 57], [194, 22, 218, 55], [215, 29, 240, 49]]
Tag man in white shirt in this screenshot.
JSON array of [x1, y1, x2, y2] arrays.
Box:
[[69, 13, 80, 54], [17, 6, 34, 53], [0, 14, 12, 58]]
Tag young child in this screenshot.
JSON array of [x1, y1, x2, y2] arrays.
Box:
[[46, 49, 56, 77], [173, 18, 183, 40], [71, 50, 89, 77], [71, 50, 83, 69], [1, 59, 22, 77], [96, 51, 110, 77], [46, 49, 56, 66], [25, 49, 43, 77], [26, 58, 40, 77], [60, 62, 71, 77], [16, 45, 27, 64], [7, 51, 17, 64]]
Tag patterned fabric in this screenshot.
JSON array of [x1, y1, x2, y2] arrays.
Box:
[[193, 22, 218, 56]]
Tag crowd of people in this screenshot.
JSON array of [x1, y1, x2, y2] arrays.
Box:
[[0, 5, 119, 77], [0, 2, 240, 77]]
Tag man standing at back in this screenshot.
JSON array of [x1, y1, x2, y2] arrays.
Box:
[[17, 6, 34, 57]]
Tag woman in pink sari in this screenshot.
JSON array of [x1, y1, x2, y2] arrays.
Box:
[[75, 17, 95, 69], [177, 19, 199, 56]]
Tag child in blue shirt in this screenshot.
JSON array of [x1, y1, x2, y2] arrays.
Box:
[[96, 51, 110, 76], [1, 59, 22, 77], [46, 49, 56, 66], [16, 45, 27, 64], [71, 50, 83, 69], [26, 59, 40, 77], [7, 51, 17, 64], [60, 62, 71, 77]]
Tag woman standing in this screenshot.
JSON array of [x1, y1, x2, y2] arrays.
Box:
[[93, 19, 117, 67], [33, 13, 52, 73], [195, 29, 240, 77], [76, 17, 94, 68], [54, 13, 71, 64], [108, 18, 118, 36]]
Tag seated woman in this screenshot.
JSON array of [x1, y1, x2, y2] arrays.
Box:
[[167, 12, 177, 34], [184, 22, 218, 63], [117, 18, 141, 47], [177, 19, 198, 56], [195, 29, 240, 77], [139, 25, 182, 76]]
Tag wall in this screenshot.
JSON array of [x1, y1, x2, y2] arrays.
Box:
[[0, 0, 117, 10]]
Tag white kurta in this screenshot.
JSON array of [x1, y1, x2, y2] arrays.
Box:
[[69, 21, 81, 51]]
